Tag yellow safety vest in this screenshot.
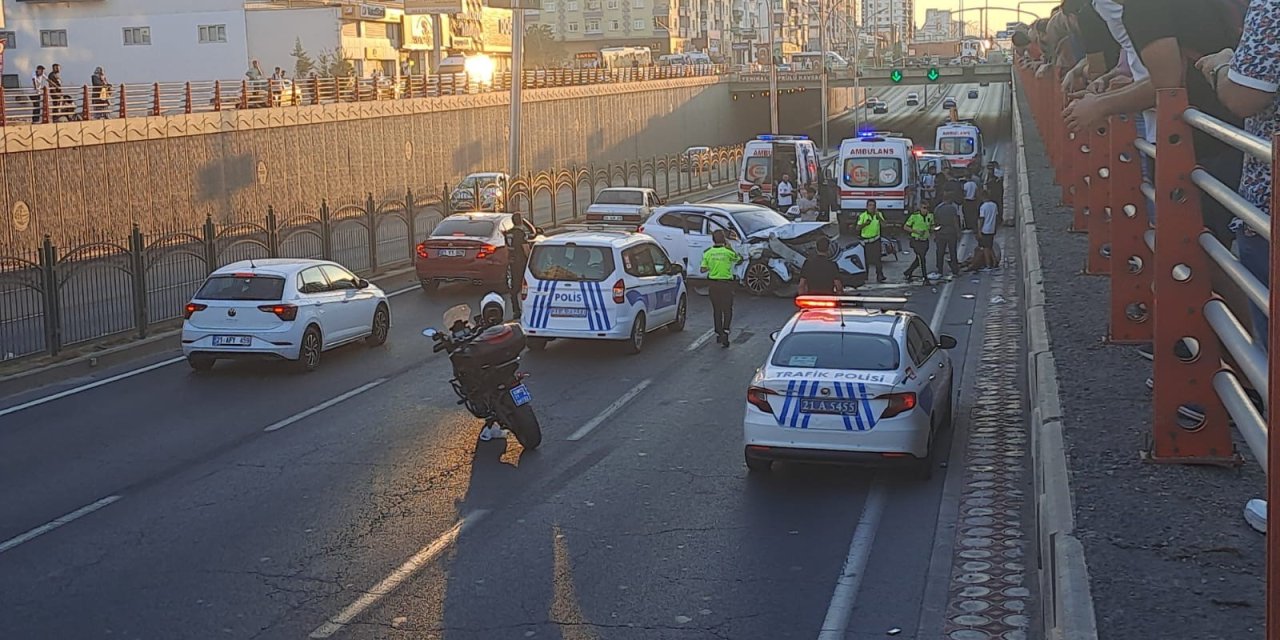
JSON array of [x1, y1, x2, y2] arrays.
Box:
[[858, 211, 884, 241], [905, 212, 932, 241]]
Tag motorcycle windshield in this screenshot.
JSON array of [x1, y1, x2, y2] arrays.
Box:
[[444, 304, 472, 329]]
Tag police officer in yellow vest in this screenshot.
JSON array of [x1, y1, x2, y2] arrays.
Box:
[[857, 199, 887, 283], [903, 207, 935, 285]]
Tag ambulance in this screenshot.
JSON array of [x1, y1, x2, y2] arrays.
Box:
[[738, 135, 822, 205], [934, 120, 985, 177], [836, 133, 918, 228]]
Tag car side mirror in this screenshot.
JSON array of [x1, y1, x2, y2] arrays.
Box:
[[769, 330, 780, 342], [422, 328, 438, 338], [357, 278, 371, 289], [666, 263, 684, 275], [535, 227, 545, 235], [938, 334, 958, 349]]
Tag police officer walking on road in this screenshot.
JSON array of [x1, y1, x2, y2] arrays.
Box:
[[700, 230, 742, 348], [857, 200, 887, 283], [903, 206, 934, 285], [505, 212, 532, 318]]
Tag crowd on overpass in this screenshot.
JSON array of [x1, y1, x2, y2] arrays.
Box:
[[1015, 0, 1277, 531]]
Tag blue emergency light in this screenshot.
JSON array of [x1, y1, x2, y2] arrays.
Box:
[[757, 134, 809, 141]]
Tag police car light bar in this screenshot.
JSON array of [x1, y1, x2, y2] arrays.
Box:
[[795, 296, 910, 309]]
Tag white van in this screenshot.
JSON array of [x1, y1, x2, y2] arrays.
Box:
[[837, 133, 918, 227], [790, 51, 850, 70], [935, 120, 984, 177], [738, 135, 822, 204], [521, 230, 688, 353]]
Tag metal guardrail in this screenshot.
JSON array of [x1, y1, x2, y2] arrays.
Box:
[[0, 65, 728, 126], [1018, 61, 1279, 635], [0, 145, 744, 360]]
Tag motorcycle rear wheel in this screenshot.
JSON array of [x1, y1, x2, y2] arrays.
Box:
[[505, 403, 543, 450]]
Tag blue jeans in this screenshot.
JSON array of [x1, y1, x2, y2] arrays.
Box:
[[1235, 225, 1270, 351]]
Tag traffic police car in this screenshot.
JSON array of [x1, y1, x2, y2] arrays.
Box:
[[520, 229, 688, 353], [743, 296, 957, 477]]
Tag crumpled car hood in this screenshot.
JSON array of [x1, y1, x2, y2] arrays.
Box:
[[746, 221, 833, 241]]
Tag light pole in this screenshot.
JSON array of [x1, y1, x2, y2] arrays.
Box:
[[763, 0, 780, 133], [509, 8, 526, 177], [818, 0, 829, 150]]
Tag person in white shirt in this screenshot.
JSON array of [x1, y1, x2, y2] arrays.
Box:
[[974, 191, 1001, 272], [30, 65, 47, 123], [961, 174, 980, 231], [775, 174, 795, 211], [921, 168, 937, 206]]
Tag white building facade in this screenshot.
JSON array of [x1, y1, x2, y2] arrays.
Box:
[[0, 0, 251, 87], [858, 0, 912, 48]]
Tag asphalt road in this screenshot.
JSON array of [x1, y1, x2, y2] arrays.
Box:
[[0, 82, 1017, 640]]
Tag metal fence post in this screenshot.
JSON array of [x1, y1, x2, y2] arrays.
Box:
[[1067, 130, 1087, 232], [1268, 130, 1280, 640], [320, 200, 333, 260], [443, 183, 452, 217], [366, 193, 379, 273], [39, 236, 62, 356], [1106, 113, 1153, 344], [1085, 122, 1112, 276], [152, 83, 161, 117], [202, 215, 218, 274], [81, 85, 90, 121], [184, 82, 193, 114], [1149, 88, 1236, 464], [129, 224, 148, 338], [213, 81, 222, 111], [265, 205, 279, 257], [405, 188, 417, 250]]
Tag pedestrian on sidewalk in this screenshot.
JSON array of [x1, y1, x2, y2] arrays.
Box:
[[700, 229, 742, 348], [30, 65, 48, 123], [931, 188, 962, 280], [91, 67, 110, 119], [798, 236, 842, 295], [857, 199, 887, 283], [903, 206, 934, 284]]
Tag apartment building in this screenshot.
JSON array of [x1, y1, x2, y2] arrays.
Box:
[[916, 8, 959, 42], [859, 0, 912, 48]]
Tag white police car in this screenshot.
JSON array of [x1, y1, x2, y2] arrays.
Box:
[[520, 229, 687, 353], [743, 296, 957, 478]]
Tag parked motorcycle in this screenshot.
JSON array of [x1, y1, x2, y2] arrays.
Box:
[[423, 298, 542, 450]]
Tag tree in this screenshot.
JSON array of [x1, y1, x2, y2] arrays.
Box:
[[523, 24, 566, 69], [317, 48, 356, 77], [291, 38, 316, 78]]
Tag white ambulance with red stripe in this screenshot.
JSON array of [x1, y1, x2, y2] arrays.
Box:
[[737, 134, 822, 204], [934, 120, 985, 177], [837, 133, 918, 227]]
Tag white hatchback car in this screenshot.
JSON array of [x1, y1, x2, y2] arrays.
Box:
[[182, 259, 390, 372], [520, 229, 687, 353], [743, 296, 957, 478]]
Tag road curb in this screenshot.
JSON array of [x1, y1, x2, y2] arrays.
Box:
[[1011, 81, 1099, 640]]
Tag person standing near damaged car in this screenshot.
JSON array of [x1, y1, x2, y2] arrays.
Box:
[[701, 230, 742, 348]]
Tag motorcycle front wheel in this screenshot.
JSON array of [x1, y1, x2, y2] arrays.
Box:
[[503, 402, 543, 450]]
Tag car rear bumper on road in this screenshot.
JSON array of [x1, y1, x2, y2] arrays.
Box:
[[743, 411, 930, 458], [416, 260, 507, 286], [181, 332, 301, 361]]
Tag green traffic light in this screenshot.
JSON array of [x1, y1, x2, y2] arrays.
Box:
[[927, 67, 940, 82], [890, 69, 903, 83]]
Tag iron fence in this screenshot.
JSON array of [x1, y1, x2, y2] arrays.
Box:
[[0, 145, 743, 360], [0, 66, 728, 126]]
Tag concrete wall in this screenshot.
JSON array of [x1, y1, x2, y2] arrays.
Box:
[[0, 76, 749, 252], [1, 0, 250, 85]]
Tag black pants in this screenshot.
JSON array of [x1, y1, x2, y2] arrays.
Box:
[[863, 239, 884, 279], [905, 239, 930, 278], [962, 200, 979, 231], [709, 280, 734, 338], [935, 235, 960, 276], [508, 257, 527, 317]]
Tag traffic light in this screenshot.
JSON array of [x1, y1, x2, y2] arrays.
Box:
[[927, 67, 940, 82], [890, 69, 903, 83]]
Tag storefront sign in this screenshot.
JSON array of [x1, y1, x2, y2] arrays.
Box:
[[360, 4, 387, 19], [405, 0, 466, 15]]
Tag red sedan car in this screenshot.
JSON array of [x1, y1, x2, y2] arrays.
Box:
[[415, 213, 541, 293]]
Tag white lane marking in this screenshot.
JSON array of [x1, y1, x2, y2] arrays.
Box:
[[816, 479, 888, 640], [685, 329, 716, 352], [567, 378, 653, 441], [388, 286, 418, 298], [0, 357, 186, 420], [815, 262, 963, 639], [309, 510, 488, 639], [0, 495, 122, 555], [263, 378, 388, 432]]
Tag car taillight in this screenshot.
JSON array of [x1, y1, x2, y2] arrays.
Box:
[[637, 225, 645, 234], [184, 302, 207, 319], [612, 279, 625, 304], [879, 392, 917, 419], [520, 279, 528, 301], [747, 386, 777, 413], [415, 242, 429, 259], [258, 304, 299, 321], [475, 244, 497, 260]]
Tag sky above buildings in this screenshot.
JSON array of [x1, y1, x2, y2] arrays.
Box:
[[913, 0, 1041, 33]]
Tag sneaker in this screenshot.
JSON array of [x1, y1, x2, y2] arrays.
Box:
[[1135, 344, 1154, 360], [479, 424, 507, 441], [927, 272, 942, 280], [878, 276, 888, 283], [1244, 499, 1267, 534]]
